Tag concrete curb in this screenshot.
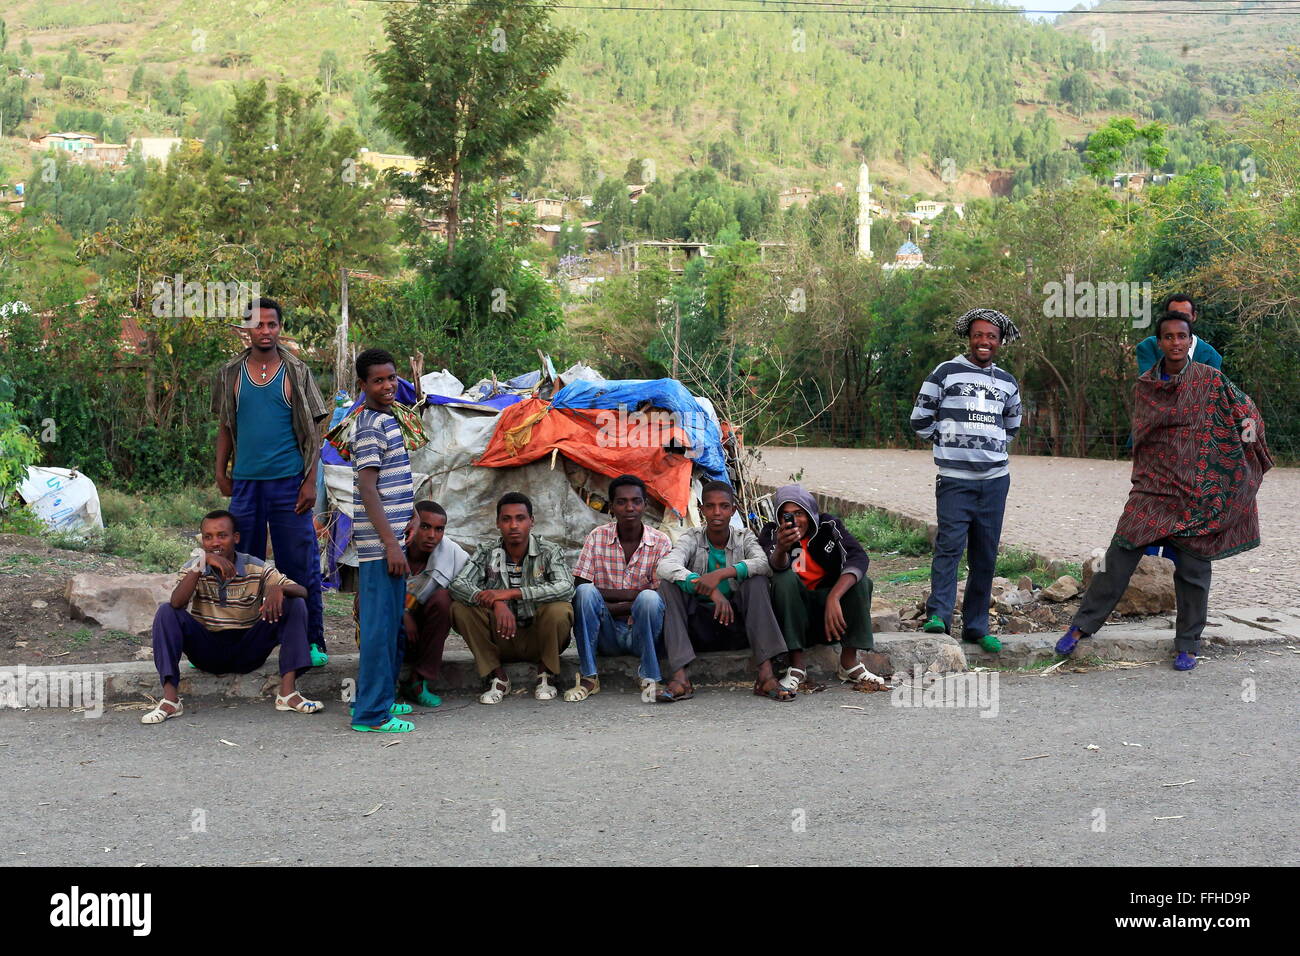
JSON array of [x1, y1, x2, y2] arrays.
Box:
[[8, 614, 1293, 705]]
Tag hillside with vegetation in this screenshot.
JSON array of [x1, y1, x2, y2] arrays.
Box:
[[0, 0, 1264, 201], [1, 0, 1297, 508]]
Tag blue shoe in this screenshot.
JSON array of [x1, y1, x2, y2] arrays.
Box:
[[310, 646, 329, 667], [1173, 652, 1197, 671], [1055, 626, 1088, 656]]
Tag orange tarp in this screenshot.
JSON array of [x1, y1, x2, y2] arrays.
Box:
[[475, 398, 695, 515]]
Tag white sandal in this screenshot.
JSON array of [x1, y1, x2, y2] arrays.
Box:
[[563, 674, 599, 702], [779, 667, 807, 692], [534, 674, 558, 701], [141, 697, 183, 724], [275, 690, 325, 714], [837, 662, 884, 685], [479, 676, 510, 704]]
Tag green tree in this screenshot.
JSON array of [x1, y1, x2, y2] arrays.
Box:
[[129, 64, 145, 95], [591, 177, 631, 248], [318, 50, 340, 95], [368, 0, 578, 261], [686, 196, 727, 242], [87, 80, 395, 345], [1083, 117, 1169, 181]]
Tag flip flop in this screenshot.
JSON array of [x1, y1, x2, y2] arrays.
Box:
[[654, 679, 694, 703], [753, 677, 797, 702], [350, 716, 414, 733]]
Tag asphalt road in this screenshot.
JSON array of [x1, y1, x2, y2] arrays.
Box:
[[3, 650, 1296, 867]]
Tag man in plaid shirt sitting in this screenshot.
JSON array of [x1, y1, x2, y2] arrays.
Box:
[[565, 474, 672, 703]]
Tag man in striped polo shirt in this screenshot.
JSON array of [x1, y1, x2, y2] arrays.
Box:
[[910, 308, 1023, 654], [350, 348, 417, 733], [143, 510, 323, 724]]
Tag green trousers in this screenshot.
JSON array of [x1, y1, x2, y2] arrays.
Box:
[[771, 569, 874, 652]]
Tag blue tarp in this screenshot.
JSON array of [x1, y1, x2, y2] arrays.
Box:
[[550, 378, 729, 484]]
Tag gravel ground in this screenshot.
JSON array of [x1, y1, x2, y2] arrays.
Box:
[[753, 448, 1296, 608]]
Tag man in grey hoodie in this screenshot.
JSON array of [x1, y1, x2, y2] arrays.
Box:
[[757, 484, 881, 690]]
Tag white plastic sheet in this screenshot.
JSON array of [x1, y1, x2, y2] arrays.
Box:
[[16, 466, 104, 533]]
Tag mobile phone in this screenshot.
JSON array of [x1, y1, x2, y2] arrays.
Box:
[[781, 512, 796, 526]]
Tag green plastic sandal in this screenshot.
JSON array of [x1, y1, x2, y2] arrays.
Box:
[[350, 702, 413, 717], [404, 681, 442, 708], [350, 716, 413, 733]]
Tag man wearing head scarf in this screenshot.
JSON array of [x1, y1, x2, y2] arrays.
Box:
[[758, 484, 882, 690], [1056, 310, 1272, 671], [909, 308, 1023, 654]]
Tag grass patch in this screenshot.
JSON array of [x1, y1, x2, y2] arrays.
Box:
[[845, 510, 1083, 589], [69, 627, 94, 645], [884, 567, 930, 584], [98, 486, 227, 530], [47, 521, 194, 572], [844, 510, 931, 557]]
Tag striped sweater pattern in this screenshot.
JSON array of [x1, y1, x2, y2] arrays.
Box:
[[910, 354, 1023, 479]]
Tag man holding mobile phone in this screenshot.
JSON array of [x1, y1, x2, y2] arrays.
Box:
[[759, 484, 880, 691]]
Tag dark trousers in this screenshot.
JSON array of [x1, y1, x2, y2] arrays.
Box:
[[1073, 539, 1212, 652], [405, 588, 452, 682], [771, 569, 874, 652], [151, 598, 311, 688], [354, 559, 405, 726], [230, 475, 325, 652], [660, 576, 786, 673], [926, 473, 1010, 641]]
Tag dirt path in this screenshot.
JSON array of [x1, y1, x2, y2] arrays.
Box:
[[753, 447, 1296, 608]]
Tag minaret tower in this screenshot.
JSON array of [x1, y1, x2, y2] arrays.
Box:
[[857, 162, 872, 259]]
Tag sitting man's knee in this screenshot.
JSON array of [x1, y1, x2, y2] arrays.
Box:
[[536, 600, 574, 625], [574, 582, 602, 606], [632, 588, 665, 617]]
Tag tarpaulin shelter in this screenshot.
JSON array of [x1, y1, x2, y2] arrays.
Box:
[[317, 361, 725, 585]]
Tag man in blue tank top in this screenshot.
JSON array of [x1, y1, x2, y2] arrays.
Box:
[[212, 298, 331, 665]]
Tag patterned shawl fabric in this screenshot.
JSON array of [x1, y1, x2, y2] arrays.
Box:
[[1115, 360, 1274, 560], [325, 401, 429, 462]]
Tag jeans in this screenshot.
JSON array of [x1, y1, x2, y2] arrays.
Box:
[[926, 473, 1010, 641], [573, 583, 664, 681], [353, 559, 406, 726], [230, 475, 325, 653]]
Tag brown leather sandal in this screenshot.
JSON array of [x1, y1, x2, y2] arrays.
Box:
[[754, 676, 797, 702]]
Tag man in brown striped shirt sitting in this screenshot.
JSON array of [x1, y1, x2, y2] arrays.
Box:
[[142, 510, 324, 724]]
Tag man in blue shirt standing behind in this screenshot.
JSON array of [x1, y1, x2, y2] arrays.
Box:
[[213, 298, 331, 666], [1134, 293, 1222, 375], [910, 308, 1024, 654]]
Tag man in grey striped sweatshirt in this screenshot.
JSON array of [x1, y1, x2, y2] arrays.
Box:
[[909, 309, 1024, 653]]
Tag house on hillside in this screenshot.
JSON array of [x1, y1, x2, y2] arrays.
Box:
[[627, 183, 648, 203], [778, 186, 814, 211], [358, 149, 420, 176], [528, 197, 566, 220], [129, 136, 189, 166], [29, 132, 128, 169], [30, 132, 97, 154], [909, 201, 964, 222]]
